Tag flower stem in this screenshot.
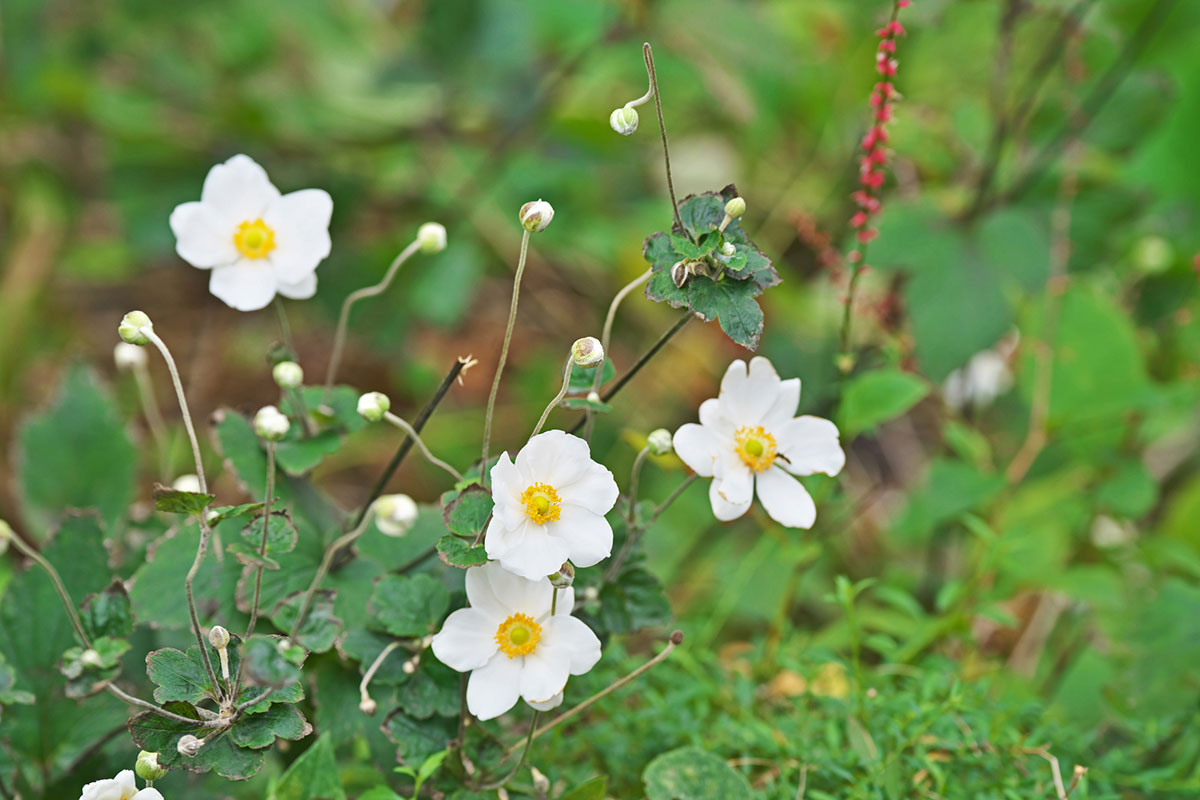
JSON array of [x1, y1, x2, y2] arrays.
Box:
[[184, 516, 222, 702], [5, 529, 92, 649], [603, 445, 651, 582], [359, 641, 402, 708], [606, 474, 697, 582], [274, 297, 295, 355], [382, 411, 464, 482], [643, 43, 685, 237], [105, 682, 227, 728], [583, 268, 652, 441], [475, 711, 541, 790], [242, 442, 276, 643], [141, 328, 207, 494], [481, 229, 531, 485], [288, 509, 377, 640], [323, 238, 422, 403], [131, 363, 171, 480], [530, 356, 574, 439]]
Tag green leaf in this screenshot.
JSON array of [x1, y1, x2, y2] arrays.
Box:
[[275, 733, 346, 800], [146, 640, 234, 705], [0, 652, 35, 707], [229, 702, 311, 749], [80, 580, 134, 640], [441, 484, 494, 539], [60, 636, 129, 698], [16, 365, 136, 536], [395, 657, 460, 719], [383, 710, 457, 766], [838, 368, 930, 437], [338, 628, 411, 686], [560, 396, 612, 414], [686, 277, 765, 351], [562, 776, 609, 800], [275, 430, 344, 477], [271, 590, 343, 654], [358, 789, 400, 800], [128, 706, 266, 780], [240, 510, 299, 555], [436, 534, 488, 569], [152, 484, 216, 515], [586, 564, 672, 636], [241, 636, 302, 688], [643, 746, 751, 800], [207, 502, 266, 524], [567, 358, 616, 394], [370, 575, 450, 637]]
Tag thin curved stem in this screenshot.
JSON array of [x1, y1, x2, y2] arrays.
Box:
[[481, 229, 531, 484], [105, 683, 226, 728], [643, 43, 684, 236], [604, 446, 651, 582], [289, 510, 377, 640], [359, 641, 402, 705], [531, 356, 574, 439], [233, 686, 275, 715], [184, 516, 221, 702], [5, 530, 91, 649], [242, 443, 277, 642], [131, 364, 170, 480], [475, 711, 541, 791], [382, 412, 463, 482], [323, 238, 422, 402], [141, 328, 207, 494], [584, 268, 652, 441]]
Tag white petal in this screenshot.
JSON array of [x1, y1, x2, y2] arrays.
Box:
[[698, 397, 734, 434], [515, 430, 592, 487], [132, 790, 165, 800], [776, 416, 845, 476], [483, 514, 526, 562], [556, 460, 618, 515], [169, 201, 237, 268], [209, 262, 277, 311], [80, 777, 122, 800], [709, 472, 753, 521], [264, 188, 333, 283], [520, 648, 570, 704], [466, 655, 522, 720], [114, 771, 137, 796], [468, 561, 554, 618], [276, 272, 317, 300], [762, 378, 801, 427], [673, 423, 723, 478], [719, 357, 779, 426], [756, 466, 817, 529], [546, 504, 613, 568], [495, 533, 571, 581], [200, 154, 280, 226], [543, 615, 601, 675], [431, 608, 498, 671], [490, 453, 526, 528], [526, 691, 563, 711]]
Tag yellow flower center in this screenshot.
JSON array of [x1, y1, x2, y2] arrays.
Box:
[[520, 482, 561, 525], [734, 425, 778, 472], [495, 612, 541, 658], [233, 218, 276, 260]]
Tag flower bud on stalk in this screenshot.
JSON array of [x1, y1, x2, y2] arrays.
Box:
[[358, 697, 378, 716], [609, 105, 639, 135], [549, 561, 575, 589], [373, 494, 419, 537], [80, 648, 103, 669], [136, 751, 168, 782], [253, 405, 290, 441], [519, 200, 554, 233], [272, 360, 304, 389], [177, 735, 203, 757], [356, 391, 390, 423], [417, 222, 448, 254], [648, 428, 673, 456], [571, 337, 605, 369], [724, 197, 746, 219], [113, 342, 147, 371], [118, 310, 153, 346], [209, 625, 231, 680]]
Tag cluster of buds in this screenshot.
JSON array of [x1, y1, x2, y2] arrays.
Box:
[[849, 2, 910, 261]]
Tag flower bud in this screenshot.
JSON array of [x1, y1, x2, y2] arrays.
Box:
[[609, 105, 639, 136], [586, 391, 602, 405], [208, 625, 230, 650], [724, 197, 746, 219], [530, 766, 551, 793], [113, 342, 147, 372], [548, 561, 574, 589], [519, 200, 554, 233], [402, 657, 418, 675], [720, 242, 737, 258], [177, 735, 203, 757], [582, 585, 600, 604], [671, 261, 689, 288], [374, 494, 419, 537], [647, 428, 673, 456], [172, 474, 202, 493], [118, 311, 153, 346], [359, 697, 378, 716], [417, 222, 447, 254], [136, 750, 168, 782], [357, 391, 390, 423], [272, 360, 304, 389], [80, 648, 104, 669], [253, 405, 290, 441], [0, 520, 12, 557], [570, 337, 604, 369]]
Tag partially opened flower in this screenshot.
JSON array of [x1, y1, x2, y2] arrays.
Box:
[[430, 561, 601, 720], [673, 357, 844, 528], [169, 154, 332, 311], [486, 430, 618, 580], [79, 769, 163, 800]]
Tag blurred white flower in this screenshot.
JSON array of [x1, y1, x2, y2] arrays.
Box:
[[486, 430, 618, 580], [674, 357, 844, 529], [113, 342, 147, 371], [431, 561, 600, 720], [942, 334, 1018, 411], [78, 769, 163, 800], [169, 154, 332, 311], [373, 493, 419, 537], [171, 474, 202, 493]]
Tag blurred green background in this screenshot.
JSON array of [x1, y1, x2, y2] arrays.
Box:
[[4, 0, 1200, 797]]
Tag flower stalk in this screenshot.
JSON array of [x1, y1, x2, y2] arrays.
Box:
[[481, 228, 532, 484], [382, 411, 464, 482]]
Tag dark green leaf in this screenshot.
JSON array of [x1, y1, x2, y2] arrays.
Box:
[[81, 580, 134, 640], [129, 707, 266, 781], [838, 368, 930, 437], [441, 484, 494, 539], [146, 640, 233, 705], [383, 710, 457, 766], [275, 430, 344, 476], [562, 776, 609, 800], [275, 733, 346, 800], [240, 510, 299, 555], [241, 636, 302, 688], [229, 702, 311, 749], [271, 590, 342, 653], [686, 276, 765, 351], [338, 628, 411, 686], [643, 746, 751, 800], [395, 657, 459, 719], [207, 502, 266, 525], [153, 485, 216, 515], [567, 358, 616, 394], [436, 534, 488, 569], [370, 575, 450, 638]]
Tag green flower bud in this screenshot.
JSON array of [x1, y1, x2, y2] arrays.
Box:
[[136, 750, 168, 782], [417, 222, 448, 254], [357, 391, 390, 423], [519, 200, 554, 233], [724, 197, 746, 218], [118, 311, 153, 346], [647, 428, 673, 456], [609, 105, 639, 136], [253, 405, 290, 441], [272, 360, 304, 389], [571, 337, 605, 369]]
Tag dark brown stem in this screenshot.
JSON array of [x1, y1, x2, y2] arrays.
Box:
[[643, 43, 685, 237]]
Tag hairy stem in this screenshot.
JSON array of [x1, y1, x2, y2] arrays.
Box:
[[643, 43, 685, 236], [359, 641, 402, 706], [583, 268, 652, 441], [142, 328, 207, 494], [530, 356, 574, 439], [105, 682, 226, 728], [242, 443, 277, 643], [382, 411, 463, 482], [481, 229, 531, 484]]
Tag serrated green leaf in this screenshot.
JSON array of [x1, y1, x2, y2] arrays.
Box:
[[562, 776, 609, 800], [275, 733, 346, 800], [686, 276, 765, 350], [567, 358, 616, 394], [229, 702, 311, 749], [436, 534, 488, 569], [81, 580, 134, 640], [643, 746, 751, 800], [275, 430, 344, 477], [585, 563, 672, 636], [370, 575, 450, 638], [838, 368, 930, 437], [146, 640, 234, 705], [240, 510, 298, 555], [395, 657, 459, 719], [271, 590, 342, 653], [338, 628, 411, 686], [241, 636, 302, 688], [383, 710, 457, 767], [207, 502, 266, 524], [128, 708, 266, 781], [153, 485, 216, 515], [441, 484, 493, 539]]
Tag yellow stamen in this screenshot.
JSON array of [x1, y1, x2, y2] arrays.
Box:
[[734, 425, 777, 472], [520, 482, 562, 525], [495, 612, 541, 658], [233, 218, 276, 260]]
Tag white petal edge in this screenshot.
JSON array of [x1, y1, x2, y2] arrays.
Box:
[[264, 188, 333, 283], [756, 466, 817, 529], [776, 415, 845, 477], [546, 503, 613, 569], [169, 201, 237, 269], [519, 648, 570, 704], [209, 262, 278, 311], [526, 691, 563, 711], [431, 607, 498, 672], [556, 460, 619, 515], [467, 561, 553, 619], [544, 615, 601, 674], [200, 154, 281, 227], [673, 423, 722, 477], [709, 474, 753, 521], [466, 655, 522, 720]]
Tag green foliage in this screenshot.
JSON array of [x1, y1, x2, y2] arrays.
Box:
[[643, 746, 752, 800], [153, 485, 217, 515], [272, 591, 342, 654], [274, 733, 346, 800], [369, 575, 450, 638], [837, 368, 930, 437]]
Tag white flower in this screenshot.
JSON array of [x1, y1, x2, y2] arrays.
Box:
[[252, 405, 290, 441], [79, 770, 163, 800], [171, 474, 201, 493], [486, 430, 618, 580], [519, 199, 554, 233], [430, 561, 601, 720], [169, 154, 332, 312], [942, 334, 1017, 411], [673, 357, 844, 529], [373, 493, 419, 537]]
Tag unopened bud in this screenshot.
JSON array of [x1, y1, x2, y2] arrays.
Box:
[[359, 697, 378, 716], [80, 648, 104, 669], [582, 585, 600, 604], [253, 405, 290, 441], [548, 561, 574, 589], [647, 428, 673, 456], [720, 241, 737, 257], [136, 750, 168, 782], [609, 105, 639, 136], [208, 626, 230, 650], [571, 337, 604, 369], [724, 197, 746, 219], [177, 735, 203, 757], [114, 342, 147, 371], [357, 391, 390, 423], [519, 200, 554, 233], [671, 261, 689, 288], [118, 311, 153, 346], [417, 222, 448, 254], [402, 657, 418, 675], [586, 391, 602, 405], [530, 766, 551, 793], [0, 520, 12, 557], [272, 361, 303, 389], [373, 494, 419, 537], [172, 474, 202, 493]]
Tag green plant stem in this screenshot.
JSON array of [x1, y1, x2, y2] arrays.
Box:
[[643, 43, 684, 236], [382, 411, 463, 482], [274, 297, 295, 355], [289, 510, 377, 640], [323, 238, 422, 403], [475, 711, 541, 791], [131, 363, 170, 480], [481, 229, 531, 485], [551, 587, 559, 616], [105, 682, 226, 728], [242, 442, 277, 643], [359, 641, 402, 704], [183, 515, 222, 702], [583, 268, 652, 441], [837, 242, 872, 362], [233, 686, 275, 715], [141, 328, 207, 493], [530, 356, 574, 439], [4, 530, 92, 649]]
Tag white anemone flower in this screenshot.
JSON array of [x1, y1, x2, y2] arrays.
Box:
[[431, 561, 601, 720], [486, 430, 619, 580], [673, 356, 845, 528], [79, 770, 163, 800], [169, 154, 332, 311]]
